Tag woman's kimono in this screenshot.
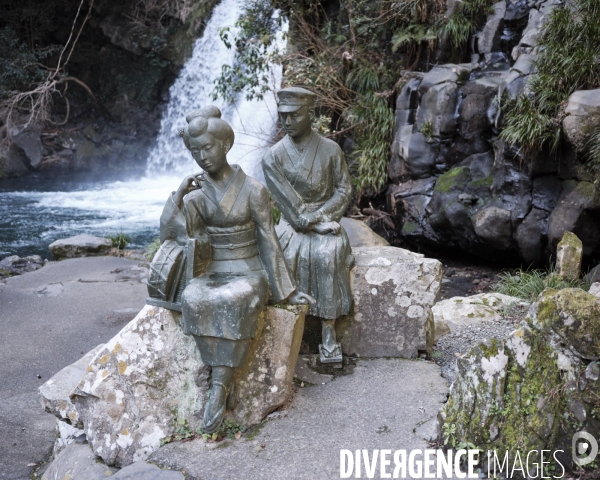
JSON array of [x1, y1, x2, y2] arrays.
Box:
[[159, 165, 296, 367], [262, 131, 353, 320]]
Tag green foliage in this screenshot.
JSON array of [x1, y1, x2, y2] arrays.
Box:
[[145, 237, 161, 261], [420, 120, 433, 140], [108, 231, 131, 251], [0, 27, 59, 99], [213, 0, 284, 102], [442, 422, 457, 447], [494, 265, 589, 302], [500, 0, 600, 156], [585, 124, 600, 176], [439, 0, 494, 49]]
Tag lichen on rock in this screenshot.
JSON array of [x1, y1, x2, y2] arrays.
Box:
[[438, 287, 600, 472]]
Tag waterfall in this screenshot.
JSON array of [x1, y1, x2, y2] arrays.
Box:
[[146, 0, 284, 182], [0, 0, 286, 258]]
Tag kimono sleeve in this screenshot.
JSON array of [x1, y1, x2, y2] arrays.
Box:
[[159, 192, 188, 244], [250, 182, 296, 302], [317, 143, 352, 222], [262, 149, 303, 231]]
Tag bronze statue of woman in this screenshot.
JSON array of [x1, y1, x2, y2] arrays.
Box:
[[150, 106, 313, 434]]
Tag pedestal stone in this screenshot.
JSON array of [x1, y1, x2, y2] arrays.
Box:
[[66, 304, 306, 467], [337, 246, 442, 358], [71, 306, 207, 467], [49, 234, 112, 260], [232, 305, 306, 426]]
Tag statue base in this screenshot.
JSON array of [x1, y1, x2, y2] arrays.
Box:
[[319, 343, 342, 364]]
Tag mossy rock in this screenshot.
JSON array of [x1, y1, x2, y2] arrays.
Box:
[[438, 288, 600, 472], [532, 288, 600, 359]]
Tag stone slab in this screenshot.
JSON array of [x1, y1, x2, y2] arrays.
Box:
[[337, 247, 442, 358], [49, 234, 112, 260], [41, 443, 117, 480], [39, 344, 104, 426], [232, 305, 307, 426]]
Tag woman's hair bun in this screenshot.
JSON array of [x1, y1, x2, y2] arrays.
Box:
[[186, 105, 221, 123]]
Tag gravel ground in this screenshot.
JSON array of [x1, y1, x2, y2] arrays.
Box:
[[432, 303, 529, 382]]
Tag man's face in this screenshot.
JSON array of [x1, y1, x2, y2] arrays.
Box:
[[280, 106, 313, 139]]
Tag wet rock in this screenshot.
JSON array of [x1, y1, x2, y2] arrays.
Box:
[[0, 254, 44, 277], [416, 82, 460, 138], [71, 306, 207, 467], [232, 305, 307, 426], [585, 266, 600, 285], [39, 344, 105, 426], [11, 126, 43, 169], [472, 206, 512, 250], [562, 89, 600, 152], [41, 443, 117, 480], [49, 234, 112, 260], [547, 181, 600, 255], [339, 217, 389, 248], [337, 247, 442, 358], [0, 142, 30, 176], [514, 207, 549, 264], [556, 231, 583, 280], [532, 175, 561, 212], [477, 1, 506, 54]]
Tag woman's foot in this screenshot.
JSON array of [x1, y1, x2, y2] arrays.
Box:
[[202, 366, 234, 434]]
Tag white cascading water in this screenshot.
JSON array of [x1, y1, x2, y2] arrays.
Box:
[[146, 0, 284, 182], [0, 0, 285, 257]]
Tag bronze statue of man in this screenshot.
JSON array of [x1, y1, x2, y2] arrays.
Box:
[[262, 86, 354, 363]]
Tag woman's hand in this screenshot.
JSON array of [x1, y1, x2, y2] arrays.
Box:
[[288, 290, 316, 305], [312, 221, 341, 235], [174, 173, 202, 208]]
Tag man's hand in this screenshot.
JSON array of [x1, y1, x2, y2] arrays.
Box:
[[297, 210, 323, 230], [312, 221, 341, 235], [288, 290, 316, 305]]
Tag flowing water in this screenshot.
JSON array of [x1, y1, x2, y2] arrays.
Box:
[[0, 0, 284, 259]]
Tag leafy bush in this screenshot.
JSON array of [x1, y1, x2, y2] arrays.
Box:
[[500, 0, 600, 155]]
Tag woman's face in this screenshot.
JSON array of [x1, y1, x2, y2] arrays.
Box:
[[188, 132, 228, 174]]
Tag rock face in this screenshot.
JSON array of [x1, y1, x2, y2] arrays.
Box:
[[42, 443, 185, 480], [232, 305, 306, 426], [432, 293, 527, 332], [388, 0, 600, 263], [49, 234, 112, 260], [0, 254, 44, 278], [67, 304, 305, 467], [71, 306, 207, 467], [556, 231, 583, 279], [40, 344, 105, 426], [337, 246, 442, 358], [438, 288, 600, 470], [339, 217, 389, 248]]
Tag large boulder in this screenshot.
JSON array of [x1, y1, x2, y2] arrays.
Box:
[[337, 246, 442, 358], [438, 287, 600, 471], [432, 293, 527, 331], [339, 217, 389, 248], [66, 303, 305, 467], [562, 89, 600, 152], [49, 234, 112, 260], [0, 254, 44, 278], [41, 443, 118, 480]]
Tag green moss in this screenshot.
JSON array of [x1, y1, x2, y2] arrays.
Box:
[[401, 221, 418, 234], [469, 174, 493, 189], [434, 167, 470, 194]]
